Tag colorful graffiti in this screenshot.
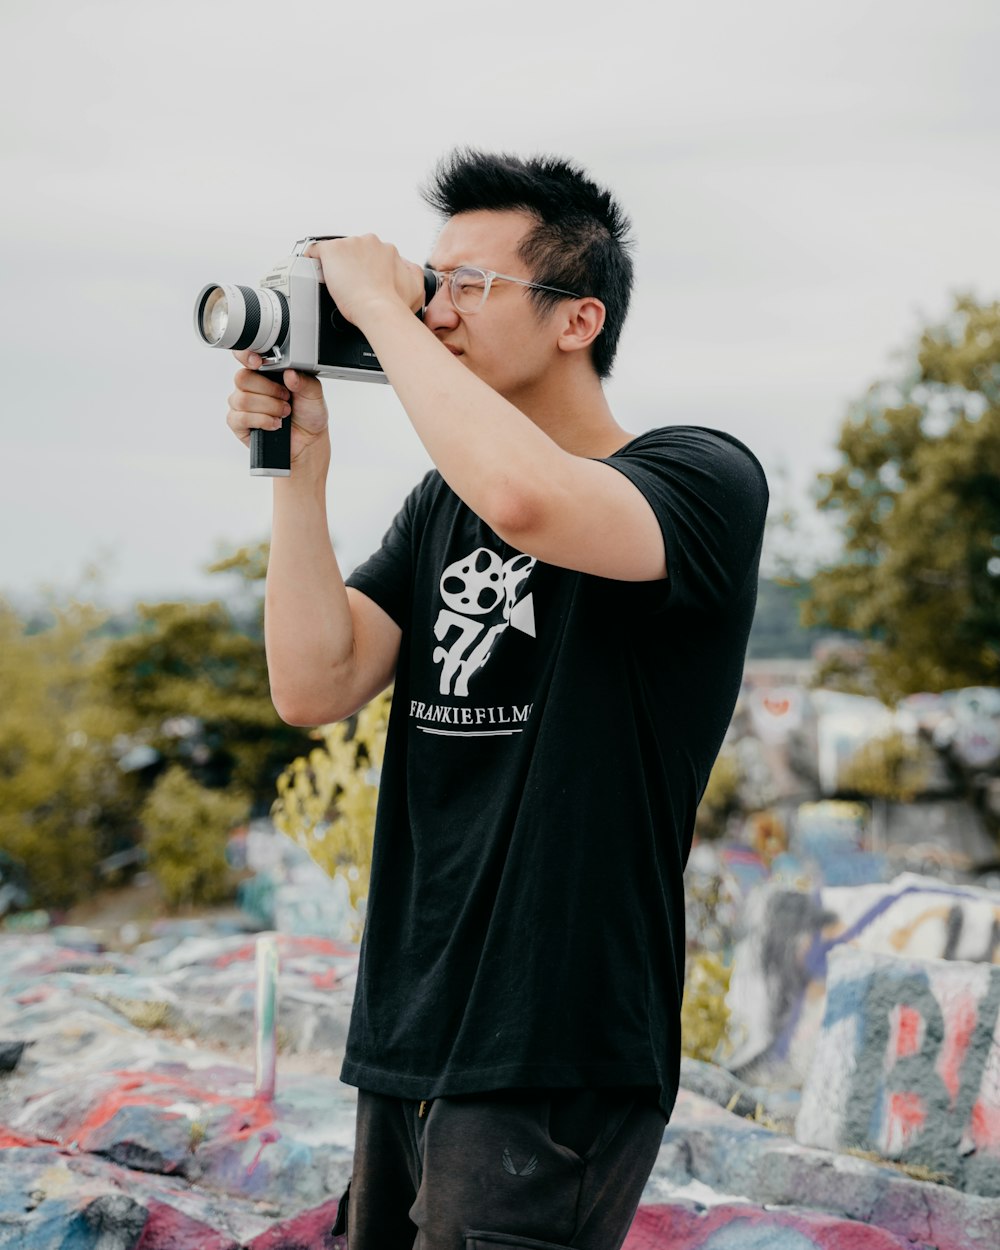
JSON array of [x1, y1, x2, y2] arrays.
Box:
[[725, 873, 1000, 1087], [796, 946, 1000, 1195], [625, 1202, 919, 1249]]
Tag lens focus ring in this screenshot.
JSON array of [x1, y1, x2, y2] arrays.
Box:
[[194, 284, 289, 354]]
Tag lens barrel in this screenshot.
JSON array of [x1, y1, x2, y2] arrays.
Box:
[[194, 284, 289, 353]]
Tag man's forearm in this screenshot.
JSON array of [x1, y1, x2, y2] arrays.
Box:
[[264, 448, 355, 725], [358, 301, 568, 536]]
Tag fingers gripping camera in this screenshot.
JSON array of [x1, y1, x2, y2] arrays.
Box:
[[195, 237, 438, 476]]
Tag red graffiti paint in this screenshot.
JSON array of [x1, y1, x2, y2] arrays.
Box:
[[244, 1196, 342, 1248], [135, 1199, 239, 1250], [892, 1004, 922, 1059], [885, 1090, 926, 1153], [69, 1069, 276, 1148], [0, 1127, 50, 1147], [310, 968, 339, 991], [937, 992, 978, 1104], [15, 984, 55, 1006], [246, 1128, 281, 1175], [211, 936, 355, 969], [624, 1202, 919, 1248], [762, 696, 791, 716], [971, 1099, 1000, 1150]]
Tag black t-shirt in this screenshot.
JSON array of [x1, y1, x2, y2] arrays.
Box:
[[341, 425, 768, 1119]]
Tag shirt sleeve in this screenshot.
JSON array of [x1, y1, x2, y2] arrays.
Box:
[[345, 470, 438, 631], [599, 426, 769, 615]]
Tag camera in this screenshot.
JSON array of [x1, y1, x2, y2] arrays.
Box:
[[194, 237, 438, 476]]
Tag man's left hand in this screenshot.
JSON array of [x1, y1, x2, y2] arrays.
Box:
[[302, 235, 426, 329]]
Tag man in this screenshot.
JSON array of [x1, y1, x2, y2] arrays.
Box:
[[225, 150, 769, 1250]]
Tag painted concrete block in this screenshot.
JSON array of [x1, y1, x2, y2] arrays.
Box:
[[725, 872, 1000, 1086], [646, 1089, 1000, 1250], [797, 945, 1000, 1196], [625, 1201, 924, 1249]]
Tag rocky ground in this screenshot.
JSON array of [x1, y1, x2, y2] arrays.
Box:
[[2, 896, 999, 1250], [2, 805, 999, 1249]]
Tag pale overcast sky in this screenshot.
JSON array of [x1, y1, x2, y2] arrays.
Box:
[[3, 0, 998, 605]]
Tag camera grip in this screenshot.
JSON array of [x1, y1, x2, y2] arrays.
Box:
[[248, 364, 294, 476], [249, 419, 291, 477]]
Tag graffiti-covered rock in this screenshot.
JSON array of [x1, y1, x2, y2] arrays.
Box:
[[796, 946, 1000, 1196], [644, 1088, 1000, 1250], [626, 1201, 923, 1249], [724, 872, 1000, 1087]]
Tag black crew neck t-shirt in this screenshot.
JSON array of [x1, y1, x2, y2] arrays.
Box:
[[341, 425, 768, 1119]]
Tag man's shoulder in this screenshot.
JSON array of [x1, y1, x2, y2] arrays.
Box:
[[608, 424, 768, 502], [614, 424, 764, 472]]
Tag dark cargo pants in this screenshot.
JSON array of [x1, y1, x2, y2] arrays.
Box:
[[334, 1087, 666, 1250]]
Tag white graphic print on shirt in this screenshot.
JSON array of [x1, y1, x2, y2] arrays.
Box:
[[432, 547, 536, 697]]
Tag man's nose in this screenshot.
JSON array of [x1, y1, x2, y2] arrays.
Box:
[[422, 280, 460, 331]]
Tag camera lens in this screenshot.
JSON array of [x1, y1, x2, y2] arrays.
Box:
[[194, 284, 289, 353], [203, 288, 230, 343]]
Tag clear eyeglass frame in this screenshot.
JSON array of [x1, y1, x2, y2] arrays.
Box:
[[427, 266, 583, 314]]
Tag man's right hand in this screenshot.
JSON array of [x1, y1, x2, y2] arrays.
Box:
[[226, 350, 330, 471]]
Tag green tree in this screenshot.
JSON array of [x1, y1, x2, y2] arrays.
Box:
[[0, 541, 314, 911], [693, 750, 743, 841], [93, 543, 313, 808], [142, 765, 246, 909], [804, 295, 1000, 699], [838, 730, 927, 803], [0, 601, 138, 908]]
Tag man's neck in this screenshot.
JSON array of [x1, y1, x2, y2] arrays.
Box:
[[510, 368, 632, 459]]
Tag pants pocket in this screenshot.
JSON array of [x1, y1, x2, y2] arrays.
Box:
[[466, 1233, 574, 1250], [546, 1089, 637, 1162]]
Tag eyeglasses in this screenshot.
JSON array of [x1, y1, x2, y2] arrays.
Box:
[[427, 266, 582, 314]]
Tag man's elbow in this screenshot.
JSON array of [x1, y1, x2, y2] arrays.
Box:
[[269, 687, 320, 727], [269, 678, 353, 728], [271, 698, 319, 728], [485, 486, 547, 547]]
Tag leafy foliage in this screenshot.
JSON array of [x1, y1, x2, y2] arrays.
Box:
[[0, 601, 139, 908], [0, 541, 314, 911], [804, 295, 1000, 699], [141, 765, 246, 908], [94, 598, 309, 802], [838, 730, 928, 802], [272, 690, 392, 924], [681, 951, 732, 1063], [694, 750, 743, 841]]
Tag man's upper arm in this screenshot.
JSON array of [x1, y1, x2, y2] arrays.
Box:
[[339, 587, 402, 717], [492, 429, 768, 599], [496, 455, 668, 582]]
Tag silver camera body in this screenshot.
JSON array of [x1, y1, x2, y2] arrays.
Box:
[[195, 237, 437, 474]]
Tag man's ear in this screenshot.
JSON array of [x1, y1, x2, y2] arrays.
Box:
[[556, 298, 606, 356]]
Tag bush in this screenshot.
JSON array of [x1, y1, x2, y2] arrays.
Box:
[[95, 597, 313, 804], [681, 951, 732, 1063], [694, 750, 743, 841], [839, 730, 927, 802], [142, 766, 247, 909], [0, 601, 137, 909], [272, 689, 392, 926]]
